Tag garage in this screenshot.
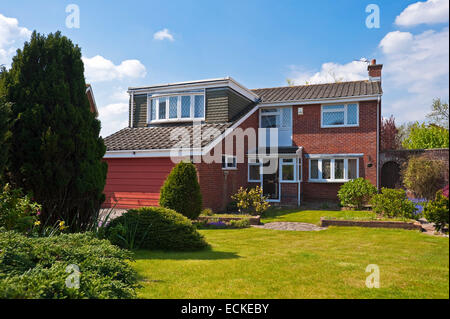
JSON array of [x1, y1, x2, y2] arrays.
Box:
[[103, 157, 175, 209]]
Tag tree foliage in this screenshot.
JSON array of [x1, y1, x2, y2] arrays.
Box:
[[427, 98, 449, 129], [159, 161, 202, 219], [380, 115, 399, 150], [402, 122, 449, 149], [1, 31, 107, 231], [0, 67, 10, 182]]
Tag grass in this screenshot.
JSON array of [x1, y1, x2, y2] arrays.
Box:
[[132, 209, 449, 299]]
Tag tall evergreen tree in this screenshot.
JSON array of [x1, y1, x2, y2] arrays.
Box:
[[3, 31, 107, 231], [0, 67, 11, 182]]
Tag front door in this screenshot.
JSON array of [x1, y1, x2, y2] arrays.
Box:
[[262, 168, 279, 201]]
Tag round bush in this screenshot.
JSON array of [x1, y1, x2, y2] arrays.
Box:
[[105, 206, 209, 251], [159, 162, 202, 219], [370, 188, 418, 219], [423, 190, 449, 232], [337, 178, 377, 210]]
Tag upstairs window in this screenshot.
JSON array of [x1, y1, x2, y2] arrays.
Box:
[[321, 104, 359, 127], [148, 93, 205, 123]]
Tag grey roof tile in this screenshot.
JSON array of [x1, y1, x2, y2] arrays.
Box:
[[252, 80, 382, 103]]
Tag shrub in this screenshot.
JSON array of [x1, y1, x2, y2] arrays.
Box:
[[337, 178, 377, 210], [194, 218, 250, 229], [159, 162, 202, 220], [370, 188, 418, 219], [228, 219, 251, 229], [201, 208, 214, 216], [0, 231, 137, 298], [231, 186, 270, 216], [423, 190, 449, 232], [226, 200, 238, 213], [402, 156, 447, 200], [105, 206, 209, 251], [0, 184, 41, 233]]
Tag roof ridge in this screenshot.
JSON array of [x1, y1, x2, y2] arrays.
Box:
[[251, 79, 370, 91]]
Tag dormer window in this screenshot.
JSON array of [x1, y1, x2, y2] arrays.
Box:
[[148, 92, 205, 123]]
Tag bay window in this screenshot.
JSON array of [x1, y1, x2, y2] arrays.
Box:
[[309, 158, 359, 182]]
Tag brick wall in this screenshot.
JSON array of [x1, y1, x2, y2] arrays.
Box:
[[196, 110, 259, 212], [293, 100, 379, 200]]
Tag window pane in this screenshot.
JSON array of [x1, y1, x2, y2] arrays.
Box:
[[181, 96, 190, 118], [310, 160, 319, 179], [221, 155, 226, 169], [194, 95, 204, 118], [261, 115, 278, 128], [347, 104, 358, 124], [282, 164, 294, 181], [348, 159, 357, 179], [335, 159, 344, 179], [249, 164, 260, 181], [158, 98, 166, 119], [227, 157, 236, 168], [298, 160, 302, 181], [169, 96, 178, 119], [323, 111, 344, 126], [322, 159, 331, 179], [323, 105, 344, 111], [261, 108, 278, 113], [150, 99, 157, 120]]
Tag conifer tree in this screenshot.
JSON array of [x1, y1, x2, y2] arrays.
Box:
[[3, 31, 107, 231]]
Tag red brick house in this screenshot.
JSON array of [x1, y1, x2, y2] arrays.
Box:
[[102, 60, 383, 212]]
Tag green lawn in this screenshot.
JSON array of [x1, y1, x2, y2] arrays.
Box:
[[132, 210, 449, 299]]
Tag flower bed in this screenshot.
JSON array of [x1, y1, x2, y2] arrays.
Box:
[[197, 215, 261, 225]]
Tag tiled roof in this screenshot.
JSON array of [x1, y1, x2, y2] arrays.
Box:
[[251, 80, 382, 103], [104, 123, 231, 151]]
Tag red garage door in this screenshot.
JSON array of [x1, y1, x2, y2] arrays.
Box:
[[103, 157, 175, 209]]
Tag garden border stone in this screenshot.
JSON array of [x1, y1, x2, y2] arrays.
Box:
[[320, 218, 423, 230]]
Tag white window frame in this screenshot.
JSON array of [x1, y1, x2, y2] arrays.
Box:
[[321, 103, 359, 128], [280, 158, 296, 183], [222, 155, 237, 170], [147, 92, 205, 124], [308, 158, 359, 182], [248, 158, 262, 182]]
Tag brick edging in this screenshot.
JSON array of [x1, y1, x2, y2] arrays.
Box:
[[320, 218, 423, 230]]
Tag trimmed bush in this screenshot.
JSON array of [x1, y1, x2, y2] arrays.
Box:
[[402, 156, 447, 200], [159, 162, 202, 220], [370, 188, 418, 219], [105, 207, 209, 251], [423, 190, 449, 232], [337, 178, 377, 210], [0, 231, 137, 299]]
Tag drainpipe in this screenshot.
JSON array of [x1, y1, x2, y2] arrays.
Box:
[[376, 95, 380, 190], [296, 146, 303, 206]]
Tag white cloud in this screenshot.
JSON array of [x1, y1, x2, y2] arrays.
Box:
[[395, 0, 449, 27], [82, 55, 147, 82], [379, 27, 449, 122], [0, 13, 31, 66], [153, 28, 174, 41], [289, 61, 368, 85], [96, 86, 130, 137]]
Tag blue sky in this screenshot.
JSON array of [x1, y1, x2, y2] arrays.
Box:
[[1, 0, 448, 136]]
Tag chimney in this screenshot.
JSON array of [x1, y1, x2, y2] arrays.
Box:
[[368, 59, 383, 82]]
